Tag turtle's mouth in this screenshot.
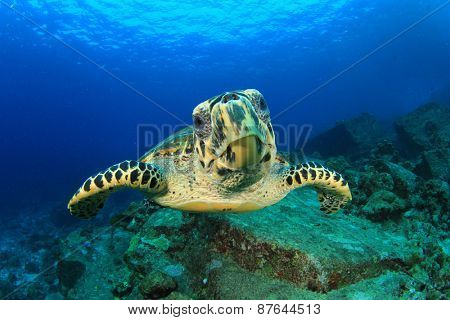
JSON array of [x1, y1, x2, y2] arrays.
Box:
[[218, 135, 267, 169]]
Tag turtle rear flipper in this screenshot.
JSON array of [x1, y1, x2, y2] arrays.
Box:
[[282, 162, 352, 213], [68, 160, 166, 219]]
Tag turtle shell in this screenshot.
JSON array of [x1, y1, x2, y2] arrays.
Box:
[[139, 126, 194, 162]]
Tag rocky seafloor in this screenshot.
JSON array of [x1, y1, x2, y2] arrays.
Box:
[[1, 102, 448, 300]]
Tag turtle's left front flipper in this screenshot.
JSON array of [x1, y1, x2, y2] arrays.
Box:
[[282, 162, 352, 213], [68, 160, 167, 219]]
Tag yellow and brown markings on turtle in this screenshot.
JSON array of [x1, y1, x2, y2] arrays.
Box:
[[140, 127, 194, 162], [68, 88, 352, 219], [68, 160, 166, 219], [281, 161, 350, 212]]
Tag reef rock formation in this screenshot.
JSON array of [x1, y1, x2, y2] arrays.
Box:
[[210, 190, 414, 293], [395, 102, 449, 154], [59, 227, 133, 299], [56, 260, 85, 290], [59, 191, 420, 300], [361, 190, 407, 221], [139, 271, 177, 299], [305, 113, 386, 158], [395, 102, 449, 182]]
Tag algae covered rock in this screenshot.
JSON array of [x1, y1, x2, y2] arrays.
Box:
[[109, 201, 161, 231], [112, 279, 133, 298], [359, 170, 394, 196], [45, 292, 65, 300], [0, 279, 14, 299], [139, 271, 177, 299], [395, 102, 450, 154], [419, 148, 450, 182], [407, 237, 450, 299], [124, 208, 190, 277], [394, 103, 449, 182], [59, 226, 133, 299], [56, 260, 86, 289], [211, 190, 414, 293], [371, 160, 417, 198], [146, 208, 189, 229], [326, 271, 410, 300], [361, 191, 407, 221], [413, 179, 449, 229], [208, 258, 324, 300], [372, 140, 400, 162], [346, 159, 417, 218], [162, 291, 193, 300], [26, 282, 47, 300], [118, 194, 418, 299]]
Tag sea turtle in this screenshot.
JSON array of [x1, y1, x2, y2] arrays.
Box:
[[68, 89, 351, 219]]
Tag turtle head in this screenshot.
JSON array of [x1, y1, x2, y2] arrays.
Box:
[[192, 89, 276, 187]]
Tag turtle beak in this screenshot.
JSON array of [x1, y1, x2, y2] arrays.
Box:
[[211, 93, 269, 169], [222, 135, 264, 168]]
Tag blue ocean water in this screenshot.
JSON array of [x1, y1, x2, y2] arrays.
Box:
[[0, 0, 449, 216]]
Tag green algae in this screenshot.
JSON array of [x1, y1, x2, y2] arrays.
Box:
[[147, 209, 187, 228]]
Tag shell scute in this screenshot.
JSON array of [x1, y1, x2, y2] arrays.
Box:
[[139, 127, 194, 162]]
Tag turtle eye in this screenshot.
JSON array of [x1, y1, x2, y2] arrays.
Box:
[[193, 115, 204, 129]]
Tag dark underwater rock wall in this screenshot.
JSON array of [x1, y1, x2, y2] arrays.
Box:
[[394, 102, 449, 182], [395, 103, 449, 154], [305, 113, 386, 159]]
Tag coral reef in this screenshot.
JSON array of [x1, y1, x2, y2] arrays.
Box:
[[139, 271, 177, 299], [322, 103, 449, 299], [361, 190, 407, 221]]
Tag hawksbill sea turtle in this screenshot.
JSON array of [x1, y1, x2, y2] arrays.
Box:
[[68, 89, 352, 219]]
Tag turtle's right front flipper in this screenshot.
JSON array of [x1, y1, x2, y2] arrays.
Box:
[[280, 162, 352, 213], [68, 161, 167, 219]]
